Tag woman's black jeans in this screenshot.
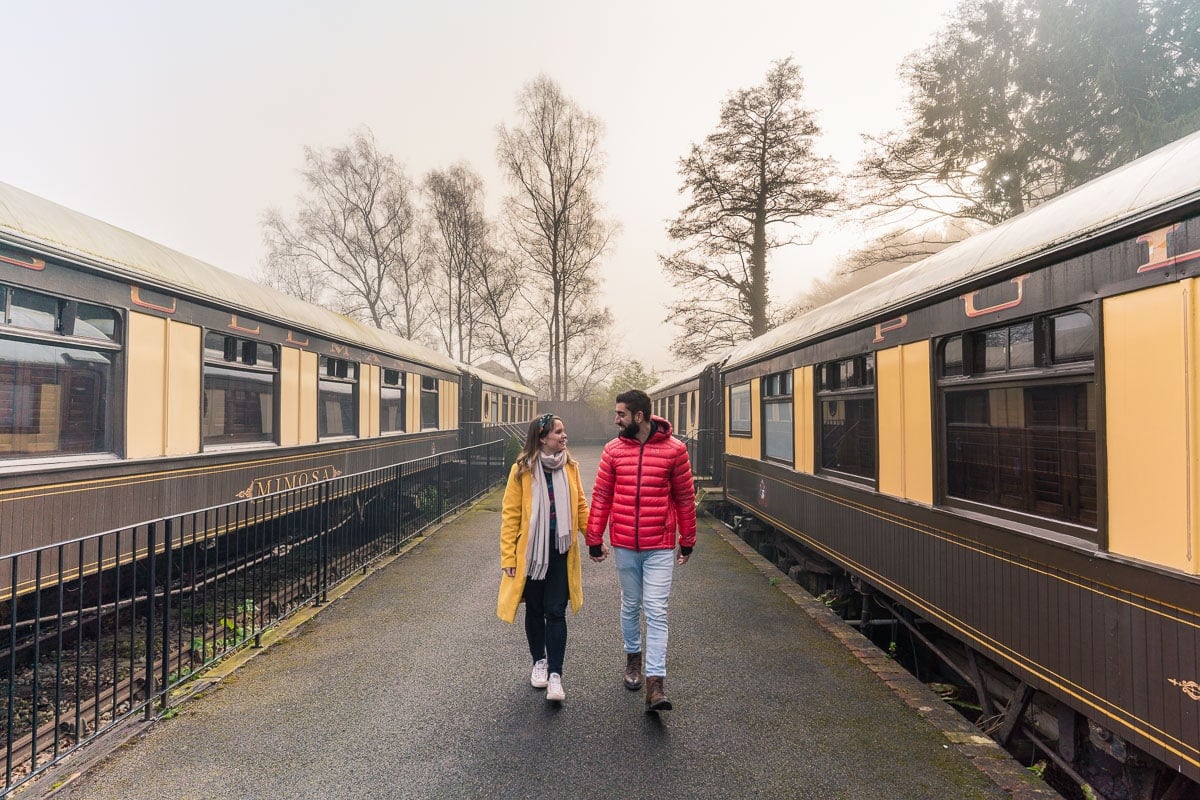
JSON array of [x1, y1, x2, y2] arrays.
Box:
[[524, 547, 568, 675]]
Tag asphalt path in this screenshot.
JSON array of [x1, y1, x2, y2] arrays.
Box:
[[50, 444, 1017, 800]]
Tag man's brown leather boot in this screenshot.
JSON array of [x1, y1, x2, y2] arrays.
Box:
[[624, 652, 643, 690], [645, 676, 672, 711]]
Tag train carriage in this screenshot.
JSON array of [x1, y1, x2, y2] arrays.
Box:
[[0, 180, 533, 596], [715, 130, 1200, 796], [648, 359, 726, 484], [458, 361, 538, 448]]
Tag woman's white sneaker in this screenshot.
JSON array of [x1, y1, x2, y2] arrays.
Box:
[[530, 659, 549, 688], [546, 673, 565, 701]]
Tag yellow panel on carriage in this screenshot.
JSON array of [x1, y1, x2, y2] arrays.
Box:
[[1104, 281, 1199, 575], [877, 343, 933, 505], [795, 366, 814, 474], [361, 364, 379, 437], [441, 378, 458, 430], [298, 350, 319, 445], [165, 321, 201, 456], [278, 346, 301, 446], [725, 378, 760, 460], [127, 313, 202, 459], [125, 312, 165, 458]]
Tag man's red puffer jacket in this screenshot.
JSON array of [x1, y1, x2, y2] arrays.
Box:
[[586, 416, 696, 552]]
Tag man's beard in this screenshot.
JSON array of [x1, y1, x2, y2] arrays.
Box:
[[620, 421, 641, 438]]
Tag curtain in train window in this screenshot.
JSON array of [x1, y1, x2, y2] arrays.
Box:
[[0, 285, 119, 458], [381, 368, 406, 433], [420, 375, 439, 430], [816, 355, 876, 480], [729, 382, 751, 436], [203, 332, 279, 446], [317, 355, 357, 439], [762, 371, 793, 464]]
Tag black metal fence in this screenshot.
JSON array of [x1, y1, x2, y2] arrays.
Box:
[[0, 440, 509, 796]]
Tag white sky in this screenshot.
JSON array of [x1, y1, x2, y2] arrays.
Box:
[[2, 0, 960, 376]]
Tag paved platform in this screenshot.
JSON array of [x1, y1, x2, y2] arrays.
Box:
[[37, 446, 1055, 800]]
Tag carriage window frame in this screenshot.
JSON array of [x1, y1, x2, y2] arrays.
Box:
[[937, 307, 1098, 536], [420, 374, 440, 431], [729, 382, 752, 437], [816, 354, 877, 483], [202, 331, 279, 448], [0, 283, 121, 460], [380, 367, 406, 434], [761, 370, 794, 466], [318, 355, 358, 440]]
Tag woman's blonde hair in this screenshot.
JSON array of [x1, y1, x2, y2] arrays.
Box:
[[516, 413, 574, 472]]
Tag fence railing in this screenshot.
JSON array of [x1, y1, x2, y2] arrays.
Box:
[[1, 439, 509, 796]]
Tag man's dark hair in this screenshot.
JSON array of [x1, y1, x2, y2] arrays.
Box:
[[615, 388, 651, 421]]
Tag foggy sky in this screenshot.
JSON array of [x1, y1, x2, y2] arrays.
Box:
[[2, 0, 959, 376]]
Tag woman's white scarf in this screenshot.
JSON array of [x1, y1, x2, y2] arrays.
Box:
[[526, 450, 572, 580]]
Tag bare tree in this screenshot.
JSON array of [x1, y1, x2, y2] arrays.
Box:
[[260, 128, 429, 338], [561, 305, 617, 401], [660, 58, 840, 360], [425, 164, 488, 361], [258, 249, 328, 305], [471, 244, 539, 386], [497, 75, 615, 401]]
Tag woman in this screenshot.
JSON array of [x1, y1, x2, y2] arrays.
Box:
[[497, 413, 589, 702]]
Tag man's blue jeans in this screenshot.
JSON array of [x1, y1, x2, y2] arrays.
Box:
[[613, 548, 675, 677]]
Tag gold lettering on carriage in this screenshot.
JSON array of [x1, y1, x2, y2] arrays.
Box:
[[235, 465, 343, 499], [1169, 678, 1200, 701]]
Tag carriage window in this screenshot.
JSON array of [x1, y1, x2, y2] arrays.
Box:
[[9, 289, 60, 333], [1051, 311, 1093, 363], [729, 382, 751, 436], [381, 368, 405, 434], [817, 354, 875, 480], [420, 375, 439, 430], [941, 336, 964, 377], [939, 310, 1096, 530], [318, 355, 358, 439], [0, 284, 120, 458], [203, 332, 278, 446], [762, 371, 793, 465]]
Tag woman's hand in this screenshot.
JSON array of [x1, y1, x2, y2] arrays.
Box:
[[502, 567, 516, 578]]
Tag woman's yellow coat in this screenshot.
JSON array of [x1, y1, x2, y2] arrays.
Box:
[[497, 459, 589, 623]]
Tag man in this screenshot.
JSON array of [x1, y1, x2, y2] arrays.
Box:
[[587, 388, 696, 712]]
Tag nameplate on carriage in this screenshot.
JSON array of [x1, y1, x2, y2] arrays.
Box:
[[235, 465, 344, 499]]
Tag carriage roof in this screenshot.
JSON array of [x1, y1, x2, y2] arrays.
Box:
[[724, 127, 1200, 371], [0, 181, 462, 374]]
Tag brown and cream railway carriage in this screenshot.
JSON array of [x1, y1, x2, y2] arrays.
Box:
[[710, 131, 1200, 796], [458, 361, 537, 448], [648, 360, 725, 484], [0, 181, 535, 594]]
